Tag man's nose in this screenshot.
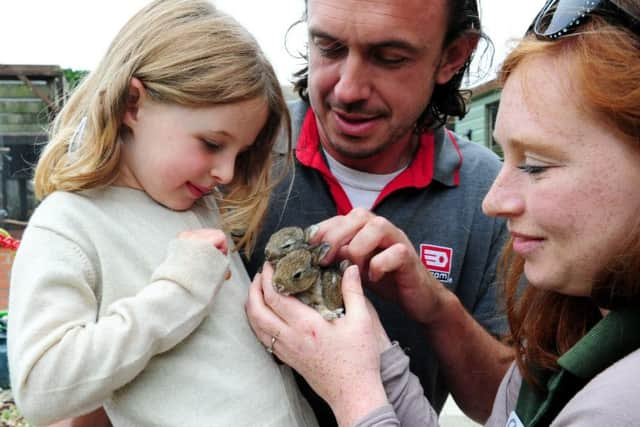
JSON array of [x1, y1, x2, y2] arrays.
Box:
[[333, 54, 371, 104]]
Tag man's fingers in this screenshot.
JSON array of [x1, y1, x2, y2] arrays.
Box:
[[310, 209, 374, 264], [367, 242, 415, 282]]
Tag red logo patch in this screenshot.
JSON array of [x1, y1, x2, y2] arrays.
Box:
[[420, 244, 453, 282]]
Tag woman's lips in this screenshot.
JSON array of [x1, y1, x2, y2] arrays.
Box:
[[511, 233, 545, 256]]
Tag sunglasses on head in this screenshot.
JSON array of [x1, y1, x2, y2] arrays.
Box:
[[529, 0, 640, 40]]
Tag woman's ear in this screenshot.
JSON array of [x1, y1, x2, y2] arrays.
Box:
[[123, 77, 146, 128], [435, 33, 479, 85]]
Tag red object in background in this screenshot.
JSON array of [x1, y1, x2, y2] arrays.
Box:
[[0, 235, 19, 251], [0, 234, 19, 309]]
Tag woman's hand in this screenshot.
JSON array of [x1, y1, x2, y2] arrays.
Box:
[[245, 262, 390, 426]]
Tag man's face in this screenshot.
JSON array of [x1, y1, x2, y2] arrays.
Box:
[[306, 0, 458, 173]]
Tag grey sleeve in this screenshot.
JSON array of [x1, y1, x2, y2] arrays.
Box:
[[551, 350, 640, 426], [485, 362, 521, 427], [473, 218, 510, 337], [353, 343, 440, 427]]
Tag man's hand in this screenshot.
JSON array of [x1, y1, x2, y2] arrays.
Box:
[[308, 208, 450, 326]]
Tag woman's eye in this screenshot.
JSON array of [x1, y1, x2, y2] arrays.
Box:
[[517, 164, 549, 175]]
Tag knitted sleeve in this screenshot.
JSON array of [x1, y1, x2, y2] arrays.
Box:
[[8, 227, 229, 426]]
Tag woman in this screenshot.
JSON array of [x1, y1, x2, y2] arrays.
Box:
[[246, 0, 640, 425]]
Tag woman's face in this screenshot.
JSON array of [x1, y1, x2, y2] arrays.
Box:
[[482, 53, 640, 297]]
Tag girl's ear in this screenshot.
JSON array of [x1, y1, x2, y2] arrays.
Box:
[[123, 77, 146, 128]]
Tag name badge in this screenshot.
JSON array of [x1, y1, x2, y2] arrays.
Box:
[[506, 411, 525, 427]]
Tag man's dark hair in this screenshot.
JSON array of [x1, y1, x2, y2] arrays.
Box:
[[289, 0, 490, 130]]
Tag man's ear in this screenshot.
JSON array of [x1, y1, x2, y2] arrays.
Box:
[[122, 77, 146, 128], [435, 33, 479, 85]]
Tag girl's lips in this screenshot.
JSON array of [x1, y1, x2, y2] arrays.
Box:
[[332, 110, 381, 137], [186, 182, 209, 198]]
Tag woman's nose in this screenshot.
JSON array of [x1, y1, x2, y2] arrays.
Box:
[[482, 170, 525, 218]]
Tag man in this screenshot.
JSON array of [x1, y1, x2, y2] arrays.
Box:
[[245, 0, 513, 424]]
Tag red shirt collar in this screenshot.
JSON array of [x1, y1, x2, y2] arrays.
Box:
[[296, 108, 460, 214]]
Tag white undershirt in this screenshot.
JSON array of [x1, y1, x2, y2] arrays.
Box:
[[323, 149, 407, 209]]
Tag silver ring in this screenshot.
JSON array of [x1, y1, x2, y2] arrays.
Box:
[[266, 331, 280, 354]]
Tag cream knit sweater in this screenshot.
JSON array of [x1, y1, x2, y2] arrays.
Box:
[[8, 186, 316, 427]]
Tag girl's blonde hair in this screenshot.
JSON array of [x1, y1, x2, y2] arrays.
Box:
[[35, 0, 292, 254], [498, 14, 640, 387]]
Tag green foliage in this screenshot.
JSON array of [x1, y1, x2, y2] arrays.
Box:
[[63, 68, 89, 90], [0, 390, 33, 427]]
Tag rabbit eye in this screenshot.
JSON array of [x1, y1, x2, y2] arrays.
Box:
[[292, 270, 305, 280], [282, 239, 297, 251]]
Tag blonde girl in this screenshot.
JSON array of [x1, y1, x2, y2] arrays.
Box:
[[8, 1, 316, 426]]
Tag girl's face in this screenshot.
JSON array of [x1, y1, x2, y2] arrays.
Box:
[[118, 81, 268, 211], [482, 54, 640, 297]]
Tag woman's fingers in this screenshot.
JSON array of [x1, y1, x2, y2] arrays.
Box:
[[245, 271, 287, 347], [340, 265, 368, 317], [260, 262, 323, 322]]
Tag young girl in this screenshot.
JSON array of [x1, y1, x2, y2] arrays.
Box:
[[7, 1, 317, 426]]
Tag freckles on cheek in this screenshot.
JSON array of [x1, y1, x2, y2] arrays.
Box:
[[534, 190, 579, 234]]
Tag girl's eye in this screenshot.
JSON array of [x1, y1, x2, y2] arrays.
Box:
[[202, 139, 221, 151], [517, 164, 549, 175]]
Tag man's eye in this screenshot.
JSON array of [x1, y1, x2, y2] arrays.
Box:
[[312, 37, 343, 56], [375, 52, 408, 66], [517, 164, 548, 175]]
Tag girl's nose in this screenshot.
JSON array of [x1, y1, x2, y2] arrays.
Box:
[[210, 160, 235, 185]]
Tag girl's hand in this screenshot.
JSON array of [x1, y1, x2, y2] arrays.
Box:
[[178, 229, 231, 279], [178, 228, 228, 255], [245, 262, 390, 426]]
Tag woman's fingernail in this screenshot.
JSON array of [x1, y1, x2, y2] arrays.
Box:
[[345, 264, 359, 279]]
